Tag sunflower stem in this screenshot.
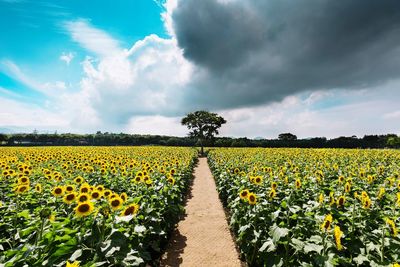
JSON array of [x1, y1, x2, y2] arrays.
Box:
[[380, 224, 385, 263]]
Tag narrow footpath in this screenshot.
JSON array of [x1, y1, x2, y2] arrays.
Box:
[[160, 157, 242, 267]]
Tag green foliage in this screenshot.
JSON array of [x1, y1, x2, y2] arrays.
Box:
[[208, 148, 400, 266], [0, 146, 197, 266]]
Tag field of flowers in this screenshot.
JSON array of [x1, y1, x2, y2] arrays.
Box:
[[208, 148, 400, 267], [0, 146, 197, 266]]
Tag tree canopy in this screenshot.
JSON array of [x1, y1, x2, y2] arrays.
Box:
[[181, 110, 227, 155]]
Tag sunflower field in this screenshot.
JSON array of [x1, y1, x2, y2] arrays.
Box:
[[208, 148, 400, 267], [0, 146, 197, 266]]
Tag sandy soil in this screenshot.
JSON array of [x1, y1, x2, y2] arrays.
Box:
[[160, 158, 242, 267]]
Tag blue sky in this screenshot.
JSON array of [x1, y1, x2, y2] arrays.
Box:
[[0, 0, 166, 102], [0, 0, 400, 138]]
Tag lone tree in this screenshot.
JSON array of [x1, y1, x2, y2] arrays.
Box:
[[181, 110, 226, 156], [278, 132, 297, 141]]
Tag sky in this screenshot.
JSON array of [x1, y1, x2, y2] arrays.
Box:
[[0, 0, 400, 138]]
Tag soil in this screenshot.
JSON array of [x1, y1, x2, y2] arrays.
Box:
[[160, 158, 242, 267]]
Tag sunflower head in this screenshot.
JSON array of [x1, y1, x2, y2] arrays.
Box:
[[337, 196, 345, 207], [248, 193, 257, 205], [18, 176, 30, 185], [295, 179, 302, 189], [16, 184, 30, 194], [74, 176, 84, 184], [75, 201, 94, 217], [120, 192, 128, 202], [121, 203, 140, 216], [239, 189, 249, 199], [109, 197, 123, 210], [167, 177, 175, 185], [35, 183, 43, 193], [52, 186, 64, 197], [65, 185, 75, 192], [269, 189, 276, 199], [91, 190, 102, 200], [63, 192, 77, 204], [77, 193, 91, 203], [253, 176, 263, 185]]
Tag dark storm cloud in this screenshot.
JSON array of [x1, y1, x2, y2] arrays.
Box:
[[173, 0, 400, 109]]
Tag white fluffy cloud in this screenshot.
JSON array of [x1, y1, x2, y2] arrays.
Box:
[[64, 19, 122, 56], [59, 52, 75, 65]]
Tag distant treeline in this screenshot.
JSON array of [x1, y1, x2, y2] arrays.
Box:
[[0, 132, 399, 149]]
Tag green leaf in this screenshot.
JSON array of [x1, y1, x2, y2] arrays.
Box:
[[69, 249, 82, 261], [291, 238, 305, 251], [304, 243, 323, 254], [269, 223, 289, 243], [353, 254, 369, 266], [17, 210, 30, 219], [259, 238, 276, 252]]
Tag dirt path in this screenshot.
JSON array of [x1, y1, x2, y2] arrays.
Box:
[[160, 158, 242, 267]]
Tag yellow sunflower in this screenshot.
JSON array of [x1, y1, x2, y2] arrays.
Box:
[[16, 184, 30, 194], [35, 183, 43, 193], [121, 203, 140, 216], [321, 214, 333, 231], [77, 193, 91, 203], [66, 260, 80, 267], [63, 192, 77, 204], [90, 190, 102, 200], [337, 196, 345, 207], [109, 196, 123, 210], [334, 226, 343, 250], [52, 186, 64, 197], [65, 184, 75, 192], [295, 179, 302, 189], [18, 176, 30, 185], [167, 177, 175, 185], [75, 201, 94, 217], [248, 193, 257, 205], [74, 176, 84, 184], [253, 176, 263, 185], [239, 189, 249, 199], [120, 192, 128, 202]]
